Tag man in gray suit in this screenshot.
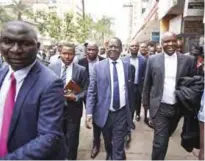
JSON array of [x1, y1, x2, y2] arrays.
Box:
[[49, 43, 88, 160], [142, 32, 196, 160], [86, 37, 135, 160]]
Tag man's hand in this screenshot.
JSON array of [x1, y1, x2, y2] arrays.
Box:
[[85, 115, 93, 129], [64, 93, 77, 101]]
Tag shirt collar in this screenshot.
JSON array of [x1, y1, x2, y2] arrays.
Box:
[[164, 52, 177, 58], [8, 60, 36, 82], [61, 60, 73, 69], [109, 57, 121, 64], [87, 56, 99, 63]]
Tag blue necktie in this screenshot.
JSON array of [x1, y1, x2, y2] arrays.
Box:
[[112, 61, 120, 110], [61, 66, 67, 86]]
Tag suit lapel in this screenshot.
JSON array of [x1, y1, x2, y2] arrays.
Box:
[[158, 53, 165, 87], [105, 59, 111, 87], [0, 66, 9, 87], [55, 60, 62, 77], [176, 53, 184, 81], [8, 61, 41, 142], [72, 63, 78, 83], [122, 61, 129, 89]]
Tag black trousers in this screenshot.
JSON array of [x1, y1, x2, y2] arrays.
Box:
[[63, 116, 81, 160], [93, 122, 102, 148], [102, 107, 127, 160], [132, 84, 142, 118], [152, 103, 180, 160]]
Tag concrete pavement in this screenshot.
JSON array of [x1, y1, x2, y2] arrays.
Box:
[[78, 112, 198, 160]]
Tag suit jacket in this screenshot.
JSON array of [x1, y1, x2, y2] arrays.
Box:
[[86, 58, 135, 128], [142, 53, 196, 118], [49, 59, 88, 119], [78, 56, 104, 77], [123, 55, 146, 86], [0, 61, 65, 159]]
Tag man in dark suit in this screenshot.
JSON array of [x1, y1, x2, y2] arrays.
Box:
[[78, 42, 104, 159], [86, 37, 135, 160], [49, 43, 88, 160], [0, 21, 65, 159], [123, 40, 146, 145], [142, 32, 196, 160]]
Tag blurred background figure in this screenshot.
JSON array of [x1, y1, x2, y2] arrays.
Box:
[[177, 39, 184, 54], [148, 46, 156, 55], [99, 46, 106, 58], [139, 42, 149, 58], [156, 44, 162, 54], [50, 43, 62, 64]]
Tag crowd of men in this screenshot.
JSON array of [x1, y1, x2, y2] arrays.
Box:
[[0, 20, 204, 160]]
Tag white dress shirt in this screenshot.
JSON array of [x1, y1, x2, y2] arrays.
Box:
[[161, 52, 177, 105], [130, 56, 139, 84], [61, 61, 73, 85], [0, 61, 36, 137], [109, 58, 126, 111]]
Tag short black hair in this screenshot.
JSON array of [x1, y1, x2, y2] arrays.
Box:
[[61, 43, 75, 52], [109, 37, 122, 48]]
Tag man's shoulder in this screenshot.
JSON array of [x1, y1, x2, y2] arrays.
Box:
[[122, 55, 130, 61], [78, 57, 87, 65], [98, 56, 105, 61], [37, 61, 60, 83], [73, 63, 86, 72]]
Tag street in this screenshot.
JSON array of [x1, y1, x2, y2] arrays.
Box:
[[78, 109, 198, 160]]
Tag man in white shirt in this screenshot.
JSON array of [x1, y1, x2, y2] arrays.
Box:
[[49, 43, 88, 160], [85, 37, 135, 160], [142, 32, 196, 160]]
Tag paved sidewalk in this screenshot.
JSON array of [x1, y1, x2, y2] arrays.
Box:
[[78, 112, 198, 160]]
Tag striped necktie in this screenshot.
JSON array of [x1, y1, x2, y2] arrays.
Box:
[[61, 65, 67, 85]]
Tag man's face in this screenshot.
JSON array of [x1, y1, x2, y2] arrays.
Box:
[[190, 47, 200, 56], [129, 41, 139, 56], [156, 45, 162, 53], [86, 45, 98, 61], [149, 47, 156, 55], [177, 40, 183, 53], [162, 34, 177, 55], [139, 43, 148, 56], [99, 47, 105, 55], [107, 39, 122, 61], [60, 46, 75, 65], [0, 23, 38, 71]]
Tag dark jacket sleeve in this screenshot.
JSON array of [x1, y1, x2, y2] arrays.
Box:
[[76, 68, 89, 102], [4, 79, 65, 159], [142, 57, 152, 107]]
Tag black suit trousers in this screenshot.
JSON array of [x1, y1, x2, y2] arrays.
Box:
[[132, 84, 142, 118], [152, 103, 180, 160], [63, 109, 81, 160], [93, 122, 102, 147], [102, 107, 127, 160]]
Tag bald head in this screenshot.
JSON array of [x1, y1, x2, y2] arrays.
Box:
[[161, 32, 177, 43], [130, 39, 139, 56], [0, 20, 38, 71], [161, 32, 177, 55], [86, 41, 99, 61], [1, 21, 38, 41], [87, 41, 98, 49]]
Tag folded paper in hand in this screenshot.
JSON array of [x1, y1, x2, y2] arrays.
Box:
[[64, 80, 81, 95]]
